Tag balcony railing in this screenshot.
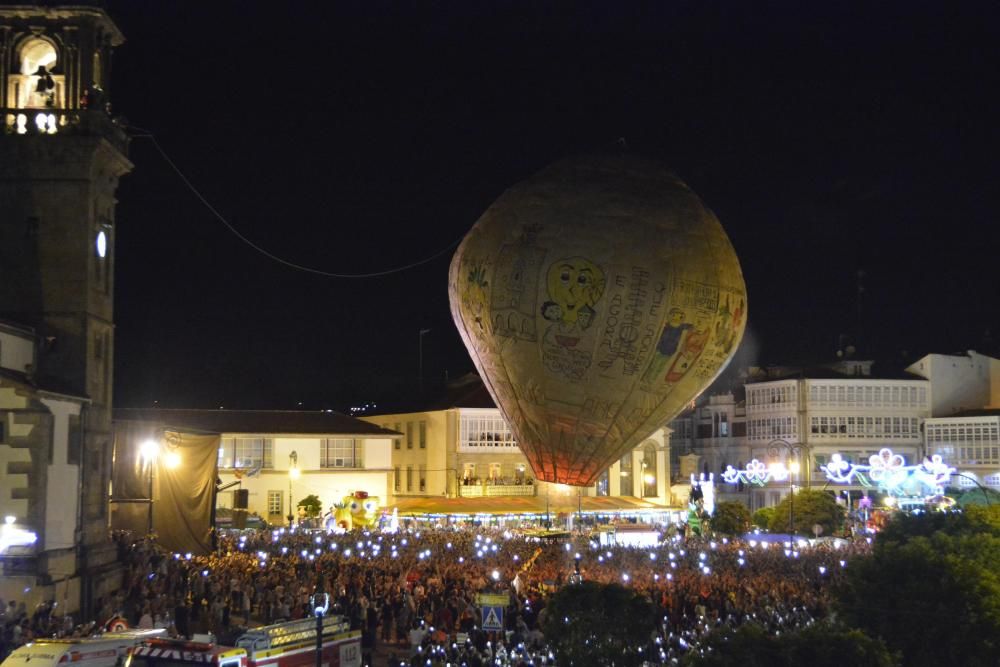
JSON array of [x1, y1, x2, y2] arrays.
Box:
[[459, 483, 536, 498], [3, 107, 129, 154]]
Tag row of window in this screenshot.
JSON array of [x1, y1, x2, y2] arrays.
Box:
[[393, 465, 426, 492], [219, 438, 273, 469], [807, 383, 927, 409], [953, 473, 1000, 488], [459, 414, 518, 449], [669, 419, 694, 441], [747, 416, 798, 440], [926, 422, 1000, 445], [385, 421, 427, 450], [810, 416, 919, 439], [218, 438, 360, 469], [320, 438, 358, 468], [929, 445, 1000, 466], [746, 385, 797, 408]]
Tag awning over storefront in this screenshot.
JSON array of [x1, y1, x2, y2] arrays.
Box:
[[391, 495, 676, 517]]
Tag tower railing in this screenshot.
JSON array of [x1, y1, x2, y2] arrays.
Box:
[[2, 108, 129, 153]]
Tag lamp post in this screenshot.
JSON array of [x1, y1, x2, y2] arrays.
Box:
[[288, 450, 300, 527], [140, 439, 159, 533], [788, 460, 800, 537], [311, 574, 328, 667], [764, 439, 806, 537], [950, 472, 993, 506], [544, 483, 550, 529]]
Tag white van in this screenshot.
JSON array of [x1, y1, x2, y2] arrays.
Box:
[[1, 629, 167, 667]]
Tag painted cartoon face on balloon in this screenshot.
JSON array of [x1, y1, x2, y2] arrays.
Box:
[[546, 257, 605, 325]]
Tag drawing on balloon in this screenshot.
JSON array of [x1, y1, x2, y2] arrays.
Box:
[[489, 226, 546, 342], [540, 256, 606, 380], [714, 295, 745, 355], [447, 155, 748, 486], [462, 260, 491, 339], [641, 308, 693, 384]]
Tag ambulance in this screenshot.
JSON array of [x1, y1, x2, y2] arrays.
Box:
[[0, 629, 167, 667], [124, 616, 360, 667]]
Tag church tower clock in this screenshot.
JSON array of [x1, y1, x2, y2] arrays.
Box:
[[0, 3, 132, 613]]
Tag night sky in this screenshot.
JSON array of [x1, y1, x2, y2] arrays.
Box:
[[103, 1, 998, 411]]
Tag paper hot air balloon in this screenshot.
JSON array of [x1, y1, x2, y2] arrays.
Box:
[[448, 154, 747, 486]]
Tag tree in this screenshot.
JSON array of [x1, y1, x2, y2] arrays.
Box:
[[297, 493, 323, 518], [711, 501, 751, 535], [767, 489, 844, 536], [682, 621, 898, 667], [541, 581, 655, 666], [752, 506, 775, 529], [835, 506, 1000, 667]]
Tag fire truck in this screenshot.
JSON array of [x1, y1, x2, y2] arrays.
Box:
[[0, 629, 167, 667], [124, 617, 361, 667]]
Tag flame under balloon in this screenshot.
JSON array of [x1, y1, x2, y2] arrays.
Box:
[[449, 154, 746, 486]]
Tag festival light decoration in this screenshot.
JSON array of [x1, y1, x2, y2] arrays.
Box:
[[817, 449, 955, 496], [722, 459, 775, 485], [0, 516, 37, 554], [725, 448, 956, 498]]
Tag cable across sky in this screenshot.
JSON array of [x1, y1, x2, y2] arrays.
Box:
[[127, 127, 462, 279]]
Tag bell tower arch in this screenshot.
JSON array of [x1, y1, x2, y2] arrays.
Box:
[[0, 3, 132, 615]]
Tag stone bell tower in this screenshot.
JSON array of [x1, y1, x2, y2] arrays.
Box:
[[0, 3, 132, 614]]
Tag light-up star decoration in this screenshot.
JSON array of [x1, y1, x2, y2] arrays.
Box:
[[0, 516, 37, 554]]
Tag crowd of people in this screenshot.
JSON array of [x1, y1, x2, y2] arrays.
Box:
[[0, 522, 872, 666]]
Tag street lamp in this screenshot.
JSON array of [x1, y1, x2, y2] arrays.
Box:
[[164, 450, 181, 469], [950, 472, 993, 506], [544, 483, 550, 529], [311, 574, 329, 667], [763, 439, 806, 537], [288, 450, 300, 527], [788, 460, 800, 537]]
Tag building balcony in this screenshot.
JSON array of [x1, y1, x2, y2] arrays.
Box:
[[458, 483, 536, 498], [3, 107, 129, 154]]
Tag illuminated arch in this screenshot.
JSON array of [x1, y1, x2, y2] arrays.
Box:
[[12, 35, 61, 109], [18, 35, 59, 75]]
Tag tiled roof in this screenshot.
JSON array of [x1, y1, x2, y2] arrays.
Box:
[[113, 408, 401, 437]]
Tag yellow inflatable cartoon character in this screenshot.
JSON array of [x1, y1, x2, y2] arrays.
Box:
[[331, 502, 353, 531], [344, 491, 380, 529]]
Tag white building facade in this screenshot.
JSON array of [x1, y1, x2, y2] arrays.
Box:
[[1, 321, 91, 612], [924, 412, 1000, 492], [673, 359, 932, 510], [364, 402, 674, 507], [906, 350, 1000, 416], [114, 409, 399, 527]]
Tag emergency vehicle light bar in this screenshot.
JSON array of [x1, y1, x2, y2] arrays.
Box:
[[234, 616, 348, 652]]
